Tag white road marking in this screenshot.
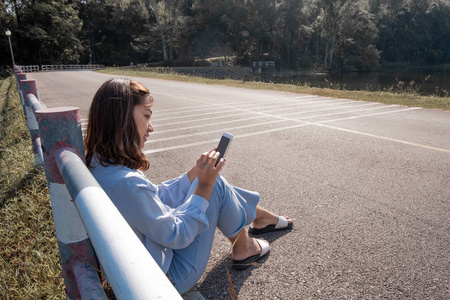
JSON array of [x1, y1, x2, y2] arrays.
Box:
[[145, 119, 290, 144], [152, 95, 317, 114], [145, 106, 450, 155], [143, 123, 310, 154], [316, 122, 450, 154], [81, 91, 448, 155], [151, 115, 270, 134]]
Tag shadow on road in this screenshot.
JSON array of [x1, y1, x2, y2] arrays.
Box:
[[197, 228, 293, 299]]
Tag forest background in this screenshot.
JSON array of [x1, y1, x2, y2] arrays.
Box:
[[1, 0, 450, 73]]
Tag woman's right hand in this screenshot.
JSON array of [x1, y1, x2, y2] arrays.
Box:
[[193, 149, 225, 201]]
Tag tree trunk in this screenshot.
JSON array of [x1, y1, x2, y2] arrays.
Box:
[[11, 0, 21, 24], [162, 37, 168, 61], [316, 34, 319, 64], [329, 33, 336, 67], [149, 2, 168, 61]]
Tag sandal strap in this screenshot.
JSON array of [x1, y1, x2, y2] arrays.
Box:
[[255, 239, 270, 256], [275, 216, 288, 229]]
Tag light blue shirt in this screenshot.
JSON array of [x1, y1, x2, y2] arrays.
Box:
[[90, 158, 209, 274]]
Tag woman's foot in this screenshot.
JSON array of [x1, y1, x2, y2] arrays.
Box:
[[231, 235, 267, 261], [249, 215, 293, 235], [252, 215, 293, 230], [231, 238, 270, 270], [251, 205, 293, 233]]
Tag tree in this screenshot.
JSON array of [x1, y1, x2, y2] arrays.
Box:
[[334, 2, 379, 70], [79, 0, 150, 65], [313, 0, 379, 71], [319, 0, 342, 68], [112, 0, 192, 62], [12, 0, 83, 65], [189, 0, 247, 60], [2, 0, 448, 70], [426, 1, 450, 64]]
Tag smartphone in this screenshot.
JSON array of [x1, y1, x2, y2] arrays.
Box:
[[215, 132, 233, 166]]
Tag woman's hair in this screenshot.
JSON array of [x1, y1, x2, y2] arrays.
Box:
[[84, 78, 153, 171]]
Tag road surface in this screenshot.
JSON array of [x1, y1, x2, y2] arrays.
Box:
[[27, 70, 450, 299]]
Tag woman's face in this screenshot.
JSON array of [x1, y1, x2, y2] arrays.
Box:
[[133, 100, 154, 149]]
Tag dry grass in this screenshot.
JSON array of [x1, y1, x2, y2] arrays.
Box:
[[0, 76, 65, 299], [98, 67, 450, 111]]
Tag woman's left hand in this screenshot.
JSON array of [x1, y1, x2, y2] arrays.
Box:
[[196, 149, 224, 184], [187, 147, 224, 183], [192, 148, 225, 201]]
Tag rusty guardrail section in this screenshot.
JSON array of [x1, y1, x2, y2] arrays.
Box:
[[13, 67, 182, 300]]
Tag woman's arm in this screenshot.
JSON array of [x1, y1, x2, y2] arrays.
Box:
[[112, 174, 209, 249]]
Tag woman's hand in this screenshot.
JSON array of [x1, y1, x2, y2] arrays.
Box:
[[193, 148, 225, 201]]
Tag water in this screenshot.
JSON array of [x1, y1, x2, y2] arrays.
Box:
[[265, 69, 450, 96]]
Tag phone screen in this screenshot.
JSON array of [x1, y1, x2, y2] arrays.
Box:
[[216, 133, 232, 166]]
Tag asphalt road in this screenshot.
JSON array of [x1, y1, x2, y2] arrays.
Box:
[[27, 71, 450, 299]]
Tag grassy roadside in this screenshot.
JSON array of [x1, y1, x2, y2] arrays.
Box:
[[0, 76, 65, 299], [98, 67, 450, 111]]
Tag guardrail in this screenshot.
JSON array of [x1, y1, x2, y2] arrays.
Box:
[[16, 64, 105, 72], [13, 66, 182, 300], [16, 65, 40, 72]]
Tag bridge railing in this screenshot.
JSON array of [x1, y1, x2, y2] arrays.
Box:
[[13, 67, 181, 300], [16, 65, 40, 72], [16, 64, 105, 72]]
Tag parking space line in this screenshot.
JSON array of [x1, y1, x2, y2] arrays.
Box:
[[82, 90, 444, 155], [277, 102, 380, 117], [316, 120, 450, 154], [315, 107, 421, 124], [146, 119, 290, 143], [153, 94, 318, 114], [152, 115, 270, 134], [292, 104, 397, 120], [154, 111, 255, 127], [152, 96, 336, 120], [153, 98, 351, 123], [143, 123, 309, 154], [145, 106, 445, 154]]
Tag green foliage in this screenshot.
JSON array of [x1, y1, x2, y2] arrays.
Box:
[[1, 0, 449, 70], [334, 3, 380, 70], [5, 0, 82, 65], [376, 0, 450, 65], [78, 0, 150, 65]]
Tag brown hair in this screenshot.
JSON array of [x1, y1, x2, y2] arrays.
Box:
[[84, 78, 153, 171]]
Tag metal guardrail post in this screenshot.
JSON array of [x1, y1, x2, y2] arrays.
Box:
[[28, 96, 45, 165], [36, 106, 107, 300], [20, 79, 40, 100], [16, 72, 26, 81], [19, 79, 44, 165], [15, 73, 27, 105]]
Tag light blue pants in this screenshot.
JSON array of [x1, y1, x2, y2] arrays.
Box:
[[167, 175, 259, 294]]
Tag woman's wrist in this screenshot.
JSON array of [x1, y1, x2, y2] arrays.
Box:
[[187, 166, 196, 183], [194, 183, 214, 202]]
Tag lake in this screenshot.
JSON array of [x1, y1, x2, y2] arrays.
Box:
[[263, 69, 450, 96]]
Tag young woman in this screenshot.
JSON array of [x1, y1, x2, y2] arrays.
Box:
[[84, 78, 292, 294]]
